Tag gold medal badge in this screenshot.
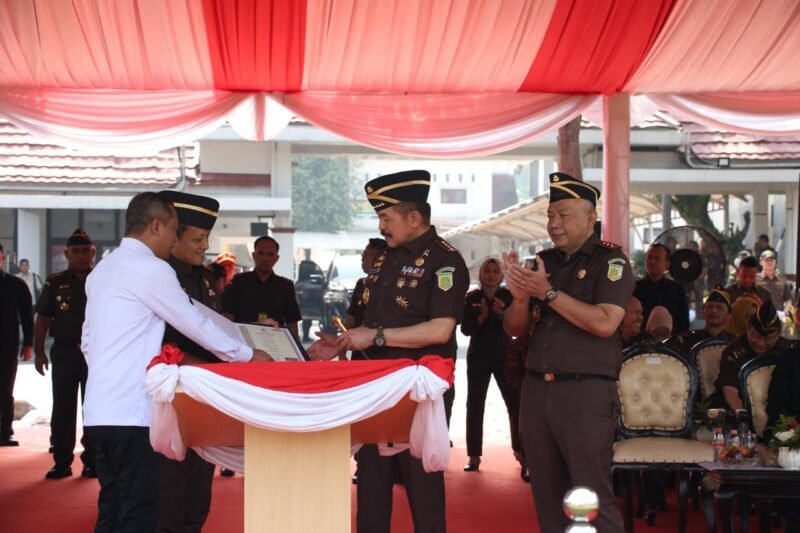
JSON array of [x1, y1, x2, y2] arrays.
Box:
[[362, 287, 370, 304], [577, 268, 587, 280], [415, 257, 425, 267], [395, 296, 409, 310], [607, 258, 625, 282], [397, 278, 406, 288], [409, 279, 418, 288], [435, 267, 455, 291]]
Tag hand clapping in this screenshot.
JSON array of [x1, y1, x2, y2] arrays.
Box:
[[501, 252, 550, 300]]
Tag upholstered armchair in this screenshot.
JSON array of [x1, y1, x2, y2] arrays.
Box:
[[739, 354, 780, 438], [612, 342, 714, 532], [691, 338, 729, 401]]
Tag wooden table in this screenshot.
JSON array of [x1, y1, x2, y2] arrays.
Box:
[[700, 461, 800, 533]]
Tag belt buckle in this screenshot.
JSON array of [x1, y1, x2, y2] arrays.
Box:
[[543, 372, 555, 383]]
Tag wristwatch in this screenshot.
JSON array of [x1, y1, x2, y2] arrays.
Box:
[[545, 287, 559, 303], [373, 326, 386, 347]]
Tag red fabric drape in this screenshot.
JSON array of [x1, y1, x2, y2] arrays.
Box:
[[202, 0, 306, 91], [519, 0, 676, 94], [194, 356, 455, 393]]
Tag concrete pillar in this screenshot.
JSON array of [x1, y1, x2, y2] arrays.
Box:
[[785, 185, 796, 277], [752, 183, 769, 247], [17, 209, 46, 277], [602, 93, 631, 255], [271, 141, 295, 279]]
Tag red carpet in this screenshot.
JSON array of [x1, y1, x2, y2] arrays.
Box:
[[0, 426, 782, 532]]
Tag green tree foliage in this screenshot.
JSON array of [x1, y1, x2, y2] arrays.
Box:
[[292, 157, 352, 231], [670, 194, 750, 266]]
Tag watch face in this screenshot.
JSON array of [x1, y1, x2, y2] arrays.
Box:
[[546, 289, 557, 301], [374, 336, 385, 347]]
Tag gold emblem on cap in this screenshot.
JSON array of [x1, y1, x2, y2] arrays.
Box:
[[552, 176, 560, 182], [415, 257, 425, 267], [577, 268, 586, 280], [395, 296, 409, 310], [366, 186, 373, 193], [397, 278, 406, 288]]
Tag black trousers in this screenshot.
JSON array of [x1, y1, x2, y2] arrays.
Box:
[[356, 445, 446, 533], [156, 449, 215, 533], [465, 362, 520, 457], [51, 343, 95, 468], [0, 352, 17, 438], [85, 426, 159, 533], [520, 376, 624, 533]]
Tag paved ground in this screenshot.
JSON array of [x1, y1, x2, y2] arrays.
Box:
[[12, 328, 516, 453]]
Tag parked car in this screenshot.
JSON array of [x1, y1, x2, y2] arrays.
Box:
[[295, 254, 365, 329]]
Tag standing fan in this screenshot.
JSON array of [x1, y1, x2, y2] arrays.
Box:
[[653, 225, 728, 311]]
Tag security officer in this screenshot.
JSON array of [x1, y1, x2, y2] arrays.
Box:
[[34, 228, 96, 479], [756, 250, 793, 310], [725, 256, 771, 305], [714, 300, 795, 411], [503, 172, 633, 533], [666, 286, 734, 356], [157, 191, 226, 532], [309, 170, 469, 533]]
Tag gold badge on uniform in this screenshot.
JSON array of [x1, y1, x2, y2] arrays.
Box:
[[397, 278, 406, 288], [409, 279, 418, 288], [203, 277, 210, 289], [395, 296, 409, 310], [607, 258, 625, 282], [362, 287, 370, 304], [415, 257, 425, 267], [577, 268, 587, 280], [435, 267, 455, 291]]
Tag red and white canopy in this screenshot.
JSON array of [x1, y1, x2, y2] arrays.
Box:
[[1, 0, 800, 155]]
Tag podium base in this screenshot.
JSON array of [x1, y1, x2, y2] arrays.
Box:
[[244, 424, 351, 533]]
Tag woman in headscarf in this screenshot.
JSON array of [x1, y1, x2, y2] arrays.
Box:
[[461, 257, 519, 474], [726, 294, 761, 337]]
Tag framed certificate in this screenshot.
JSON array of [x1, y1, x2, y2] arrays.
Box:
[[237, 324, 309, 362]]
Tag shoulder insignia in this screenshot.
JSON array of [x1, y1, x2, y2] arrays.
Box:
[[597, 240, 622, 250], [434, 237, 458, 253], [47, 271, 66, 281]]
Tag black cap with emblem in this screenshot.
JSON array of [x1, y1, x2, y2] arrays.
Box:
[[159, 191, 219, 230], [548, 172, 601, 207], [66, 228, 93, 246], [749, 300, 780, 335], [365, 170, 431, 212], [706, 285, 732, 311]]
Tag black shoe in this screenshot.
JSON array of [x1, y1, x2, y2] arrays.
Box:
[[463, 456, 481, 472], [220, 467, 235, 477], [45, 466, 73, 479], [0, 437, 19, 447], [81, 466, 97, 478]]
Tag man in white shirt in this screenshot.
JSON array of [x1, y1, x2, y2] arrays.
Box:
[[82, 192, 269, 533], [15, 258, 43, 302]]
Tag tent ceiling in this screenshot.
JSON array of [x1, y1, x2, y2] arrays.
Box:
[[442, 194, 660, 241]]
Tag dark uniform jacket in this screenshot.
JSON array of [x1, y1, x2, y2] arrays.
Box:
[[0, 270, 33, 353], [221, 270, 302, 327], [766, 346, 800, 429], [528, 235, 635, 379], [461, 287, 513, 370], [666, 328, 734, 359], [715, 335, 796, 402], [634, 275, 690, 335], [35, 270, 89, 345], [346, 278, 367, 327], [163, 256, 223, 364], [724, 281, 772, 307], [756, 273, 793, 310], [360, 226, 468, 361]]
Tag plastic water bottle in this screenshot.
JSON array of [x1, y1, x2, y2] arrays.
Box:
[[712, 427, 725, 461]]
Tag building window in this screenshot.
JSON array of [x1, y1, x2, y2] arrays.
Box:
[[441, 189, 467, 204]]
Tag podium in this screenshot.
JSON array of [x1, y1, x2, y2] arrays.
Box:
[[172, 390, 418, 532]]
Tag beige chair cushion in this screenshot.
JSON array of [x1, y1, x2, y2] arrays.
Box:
[[618, 353, 691, 431], [613, 437, 714, 464], [695, 344, 724, 399], [745, 364, 776, 437]]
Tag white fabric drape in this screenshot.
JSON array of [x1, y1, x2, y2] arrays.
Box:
[[145, 361, 451, 473]]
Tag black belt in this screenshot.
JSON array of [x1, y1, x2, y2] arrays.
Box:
[[53, 339, 81, 348], [528, 371, 615, 383]]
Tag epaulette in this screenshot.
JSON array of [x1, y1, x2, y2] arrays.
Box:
[[47, 271, 66, 281], [434, 237, 458, 252], [597, 240, 621, 250]]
